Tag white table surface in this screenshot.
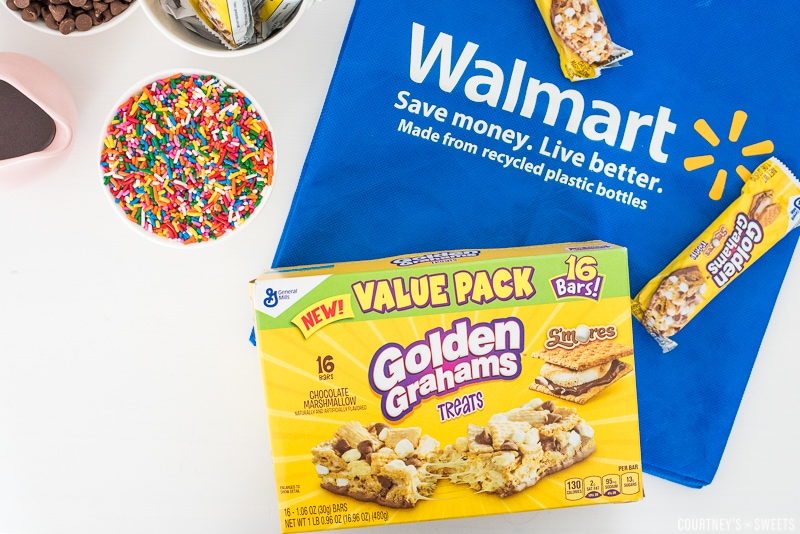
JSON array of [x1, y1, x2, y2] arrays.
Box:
[[1, 2, 799, 533]]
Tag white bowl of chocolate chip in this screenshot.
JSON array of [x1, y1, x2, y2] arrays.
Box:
[[4, 0, 138, 35]]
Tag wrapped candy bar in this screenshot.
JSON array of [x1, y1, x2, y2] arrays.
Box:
[[159, 0, 302, 50], [533, 0, 632, 81], [632, 157, 800, 352]]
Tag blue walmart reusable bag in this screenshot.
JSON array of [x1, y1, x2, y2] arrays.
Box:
[[273, 0, 800, 487]]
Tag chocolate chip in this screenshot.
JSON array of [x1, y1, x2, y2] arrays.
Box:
[[333, 439, 350, 455], [356, 440, 373, 457], [92, 1, 106, 11], [13, 0, 30, 8], [49, 3, 66, 20], [500, 440, 519, 452], [404, 456, 422, 468], [108, 0, 125, 15], [377, 475, 393, 490], [42, 10, 58, 28], [475, 429, 492, 446], [541, 437, 557, 452], [68, 0, 85, 6], [75, 11, 91, 29], [540, 401, 555, 412], [364, 453, 373, 465], [58, 16, 75, 34], [21, 3, 40, 20], [546, 413, 562, 425], [6, 0, 21, 11], [88, 8, 99, 24], [98, 7, 111, 21]]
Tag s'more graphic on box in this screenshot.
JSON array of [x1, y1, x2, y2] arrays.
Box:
[[251, 241, 643, 532], [531, 337, 633, 404]]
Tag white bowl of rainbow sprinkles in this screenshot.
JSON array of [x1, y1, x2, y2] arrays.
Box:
[[99, 70, 276, 247]]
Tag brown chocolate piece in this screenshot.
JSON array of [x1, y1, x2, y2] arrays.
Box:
[[58, 16, 75, 34], [43, 10, 58, 28], [21, 3, 40, 20], [474, 429, 492, 446], [541, 436, 557, 452], [13, 0, 30, 9], [7, 0, 21, 11], [545, 413, 563, 425], [356, 440, 373, 457], [75, 11, 91, 29], [108, 0, 125, 15], [49, 3, 66, 21], [404, 456, 422, 468], [499, 440, 519, 452]]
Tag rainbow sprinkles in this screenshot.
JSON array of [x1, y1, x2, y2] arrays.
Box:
[[100, 73, 274, 244]]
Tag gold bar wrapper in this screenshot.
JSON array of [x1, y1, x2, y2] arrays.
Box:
[[533, 0, 632, 81], [184, 0, 301, 50], [255, 0, 302, 38], [631, 157, 800, 352], [187, 0, 255, 49]]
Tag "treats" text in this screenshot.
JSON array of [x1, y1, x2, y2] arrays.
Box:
[[436, 390, 484, 423]]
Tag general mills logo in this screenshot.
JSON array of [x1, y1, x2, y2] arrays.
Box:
[[263, 288, 279, 308], [791, 197, 800, 220]]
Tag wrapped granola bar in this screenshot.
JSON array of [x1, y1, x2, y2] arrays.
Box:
[[533, 0, 632, 81], [632, 157, 800, 352], [159, 0, 303, 50]]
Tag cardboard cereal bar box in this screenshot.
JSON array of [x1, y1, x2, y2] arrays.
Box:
[[251, 242, 643, 532]]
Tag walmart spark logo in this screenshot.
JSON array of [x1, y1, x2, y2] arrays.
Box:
[[683, 110, 774, 200]]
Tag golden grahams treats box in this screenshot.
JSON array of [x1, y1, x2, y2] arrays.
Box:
[[251, 242, 643, 532]]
